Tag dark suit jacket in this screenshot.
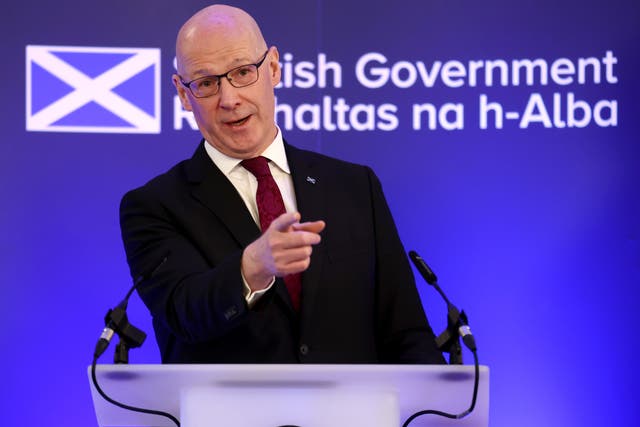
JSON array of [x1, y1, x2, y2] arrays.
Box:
[[119, 140, 444, 364]]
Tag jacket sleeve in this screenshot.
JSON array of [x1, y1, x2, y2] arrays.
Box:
[[367, 167, 446, 364], [119, 183, 249, 345]]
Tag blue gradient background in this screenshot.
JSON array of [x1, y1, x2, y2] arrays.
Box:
[[2, 0, 638, 425]]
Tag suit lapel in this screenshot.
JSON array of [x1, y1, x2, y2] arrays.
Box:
[[285, 143, 327, 318], [185, 141, 260, 248]]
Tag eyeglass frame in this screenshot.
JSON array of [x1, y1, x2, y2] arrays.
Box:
[[178, 49, 270, 98]]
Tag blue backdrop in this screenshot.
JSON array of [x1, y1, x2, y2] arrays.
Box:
[[2, 0, 639, 426]]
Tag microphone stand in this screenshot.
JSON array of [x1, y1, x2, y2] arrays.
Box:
[[103, 302, 146, 364], [436, 304, 465, 365]]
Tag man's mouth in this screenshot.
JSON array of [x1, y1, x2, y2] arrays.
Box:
[[227, 116, 250, 127]]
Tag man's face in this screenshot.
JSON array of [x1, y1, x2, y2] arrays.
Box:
[[173, 39, 281, 159]]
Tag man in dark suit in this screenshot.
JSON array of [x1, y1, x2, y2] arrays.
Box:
[[120, 4, 444, 365]]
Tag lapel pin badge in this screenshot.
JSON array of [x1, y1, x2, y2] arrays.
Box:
[[306, 176, 317, 185]]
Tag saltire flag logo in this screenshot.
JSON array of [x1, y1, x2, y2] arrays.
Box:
[[26, 45, 161, 134]]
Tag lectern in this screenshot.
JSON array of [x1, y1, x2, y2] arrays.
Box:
[[88, 364, 489, 427]]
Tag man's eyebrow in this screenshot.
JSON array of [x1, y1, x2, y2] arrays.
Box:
[[189, 68, 217, 78], [227, 56, 255, 67], [189, 58, 254, 78]]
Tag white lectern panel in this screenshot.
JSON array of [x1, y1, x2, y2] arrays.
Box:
[[88, 364, 489, 427]]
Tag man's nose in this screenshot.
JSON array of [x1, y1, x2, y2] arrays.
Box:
[[217, 77, 241, 109]]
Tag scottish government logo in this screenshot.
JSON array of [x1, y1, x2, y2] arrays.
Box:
[[26, 45, 161, 134]]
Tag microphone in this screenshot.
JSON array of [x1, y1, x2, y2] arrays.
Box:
[[93, 253, 168, 360], [408, 250, 438, 285], [408, 250, 476, 353]]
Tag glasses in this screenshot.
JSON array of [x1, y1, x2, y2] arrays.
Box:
[[179, 50, 270, 98]]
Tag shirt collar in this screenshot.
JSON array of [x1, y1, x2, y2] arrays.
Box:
[[203, 126, 290, 176]]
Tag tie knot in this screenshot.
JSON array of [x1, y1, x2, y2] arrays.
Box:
[[241, 156, 271, 178]]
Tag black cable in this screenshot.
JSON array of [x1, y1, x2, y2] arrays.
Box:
[[90, 253, 176, 425], [91, 355, 181, 426], [401, 349, 480, 426]]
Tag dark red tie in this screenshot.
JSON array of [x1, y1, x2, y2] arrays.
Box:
[[241, 156, 302, 310]]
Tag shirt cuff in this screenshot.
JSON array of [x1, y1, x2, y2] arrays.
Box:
[[242, 272, 275, 307]]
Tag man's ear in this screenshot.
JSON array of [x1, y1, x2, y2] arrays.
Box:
[[172, 74, 193, 111], [268, 47, 281, 87]]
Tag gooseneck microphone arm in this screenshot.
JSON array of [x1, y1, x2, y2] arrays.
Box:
[[93, 252, 171, 362], [408, 250, 477, 360], [402, 250, 480, 426]]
